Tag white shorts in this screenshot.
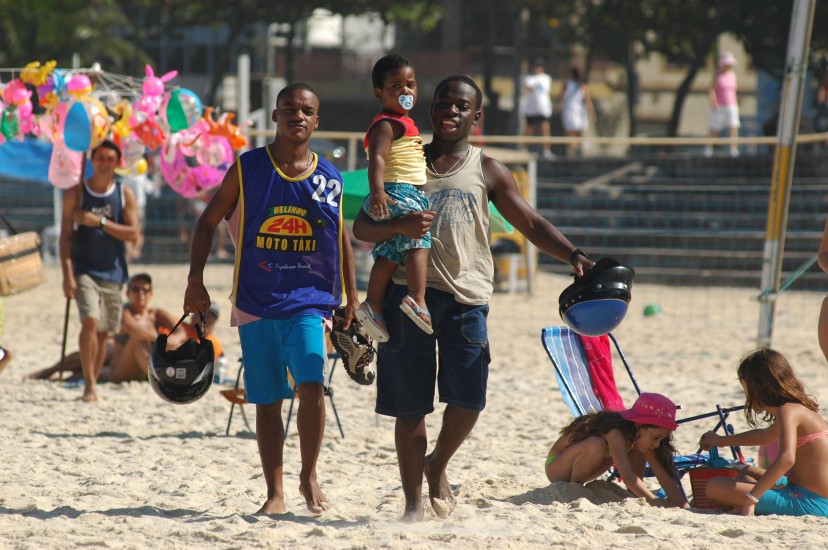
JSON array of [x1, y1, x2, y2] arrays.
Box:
[[709, 104, 740, 132], [562, 106, 588, 133]]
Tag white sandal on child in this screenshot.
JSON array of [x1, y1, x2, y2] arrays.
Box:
[[399, 295, 434, 334], [355, 302, 390, 342]]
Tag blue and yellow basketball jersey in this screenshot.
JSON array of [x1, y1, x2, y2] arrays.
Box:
[[232, 146, 344, 320]]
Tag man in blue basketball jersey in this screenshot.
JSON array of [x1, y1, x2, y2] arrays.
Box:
[[184, 84, 359, 515]]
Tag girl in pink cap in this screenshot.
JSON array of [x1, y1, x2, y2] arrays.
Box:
[[545, 392, 689, 508]]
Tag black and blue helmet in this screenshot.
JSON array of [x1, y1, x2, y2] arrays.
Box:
[[559, 257, 634, 337]]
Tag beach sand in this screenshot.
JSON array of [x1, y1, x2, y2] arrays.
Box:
[[1, 264, 827, 549]]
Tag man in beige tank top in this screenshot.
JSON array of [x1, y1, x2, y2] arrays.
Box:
[[354, 75, 594, 522]]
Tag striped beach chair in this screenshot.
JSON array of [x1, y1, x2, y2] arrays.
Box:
[[541, 326, 746, 477]]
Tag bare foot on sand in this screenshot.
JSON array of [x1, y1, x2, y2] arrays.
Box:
[[401, 498, 425, 523], [425, 453, 455, 519], [299, 479, 330, 515], [257, 495, 288, 515], [82, 387, 99, 403]]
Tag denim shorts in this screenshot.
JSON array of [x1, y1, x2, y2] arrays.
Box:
[[375, 283, 490, 418], [238, 315, 326, 405]]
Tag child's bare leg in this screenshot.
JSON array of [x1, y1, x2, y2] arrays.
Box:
[[404, 248, 429, 308], [705, 477, 756, 508], [400, 249, 432, 332], [357, 257, 398, 341], [365, 257, 398, 312]]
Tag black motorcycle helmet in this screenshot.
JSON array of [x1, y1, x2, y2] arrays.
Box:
[[559, 257, 635, 336], [148, 313, 214, 405]]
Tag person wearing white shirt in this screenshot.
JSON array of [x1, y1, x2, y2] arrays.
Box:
[[522, 57, 554, 159]]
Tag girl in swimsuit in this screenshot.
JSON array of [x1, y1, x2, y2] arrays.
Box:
[[545, 392, 689, 508], [699, 348, 828, 517]]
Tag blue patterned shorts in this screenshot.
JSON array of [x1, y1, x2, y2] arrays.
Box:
[[362, 182, 431, 265]]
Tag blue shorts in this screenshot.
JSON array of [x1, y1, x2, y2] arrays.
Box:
[[362, 182, 431, 265], [375, 283, 490, 418], [238, 315, 326, 405], [756, 483, 828, 518]]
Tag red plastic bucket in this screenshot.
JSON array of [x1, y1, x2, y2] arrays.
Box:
[[689, 467, 739, 509]]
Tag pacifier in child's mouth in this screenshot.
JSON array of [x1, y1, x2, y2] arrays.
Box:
[[398, 95, 414, 110]]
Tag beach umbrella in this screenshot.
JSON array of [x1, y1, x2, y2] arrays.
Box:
[[340, 168, 513, 233]]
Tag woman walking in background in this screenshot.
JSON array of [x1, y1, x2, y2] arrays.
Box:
[[522, 57, 555, 159], [558, 66, 596, 157], [705, 52, 740, 157]]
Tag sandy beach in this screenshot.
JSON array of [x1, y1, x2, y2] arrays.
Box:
[[1, 263, 827, 549]]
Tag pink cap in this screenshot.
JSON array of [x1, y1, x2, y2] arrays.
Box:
[[620, 392, 678, 430]]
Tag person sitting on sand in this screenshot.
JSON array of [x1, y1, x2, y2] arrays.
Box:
[[25, 273, 191, 383], [699, 348, 828, 517], [181, 304, 223, 360], [545, 392, 689, 508]]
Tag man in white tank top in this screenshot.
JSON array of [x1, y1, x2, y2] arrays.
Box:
[[353, 75, 594, 521]]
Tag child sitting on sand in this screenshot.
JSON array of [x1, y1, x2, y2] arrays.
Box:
[[545, 392, 689, 508], [699, 348, 828, 517]]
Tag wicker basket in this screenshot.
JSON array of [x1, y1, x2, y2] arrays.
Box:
[[689, 467, 739, 509], [0, 231, 44, 296]]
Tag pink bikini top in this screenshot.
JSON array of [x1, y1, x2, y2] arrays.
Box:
[[797, 429, 828, 448]]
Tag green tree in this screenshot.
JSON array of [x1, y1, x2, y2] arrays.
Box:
[[0, 0, 142, 72], [113, 1, 442, 106], [549, 0, 828, 137], [647, 0, 723, 137], [556, 0, 653, 137]]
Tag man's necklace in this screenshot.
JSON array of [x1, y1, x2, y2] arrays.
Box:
[[293, 150, 311, 172], [427, 145, 470, 176], [274, 145, 312, 173]]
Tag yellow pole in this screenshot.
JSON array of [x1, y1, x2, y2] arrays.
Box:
[[757, 0, 815, 347]]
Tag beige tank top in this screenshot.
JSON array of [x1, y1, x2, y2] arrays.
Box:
[[392, 146, 494, 304]]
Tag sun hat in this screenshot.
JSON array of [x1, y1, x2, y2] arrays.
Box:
[[619, 392, 678, 430], [718, 52, 737, 67], [127, 272, 152, 286]]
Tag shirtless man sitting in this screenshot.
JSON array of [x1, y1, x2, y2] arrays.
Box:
[[26, 273, 187, 383]]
